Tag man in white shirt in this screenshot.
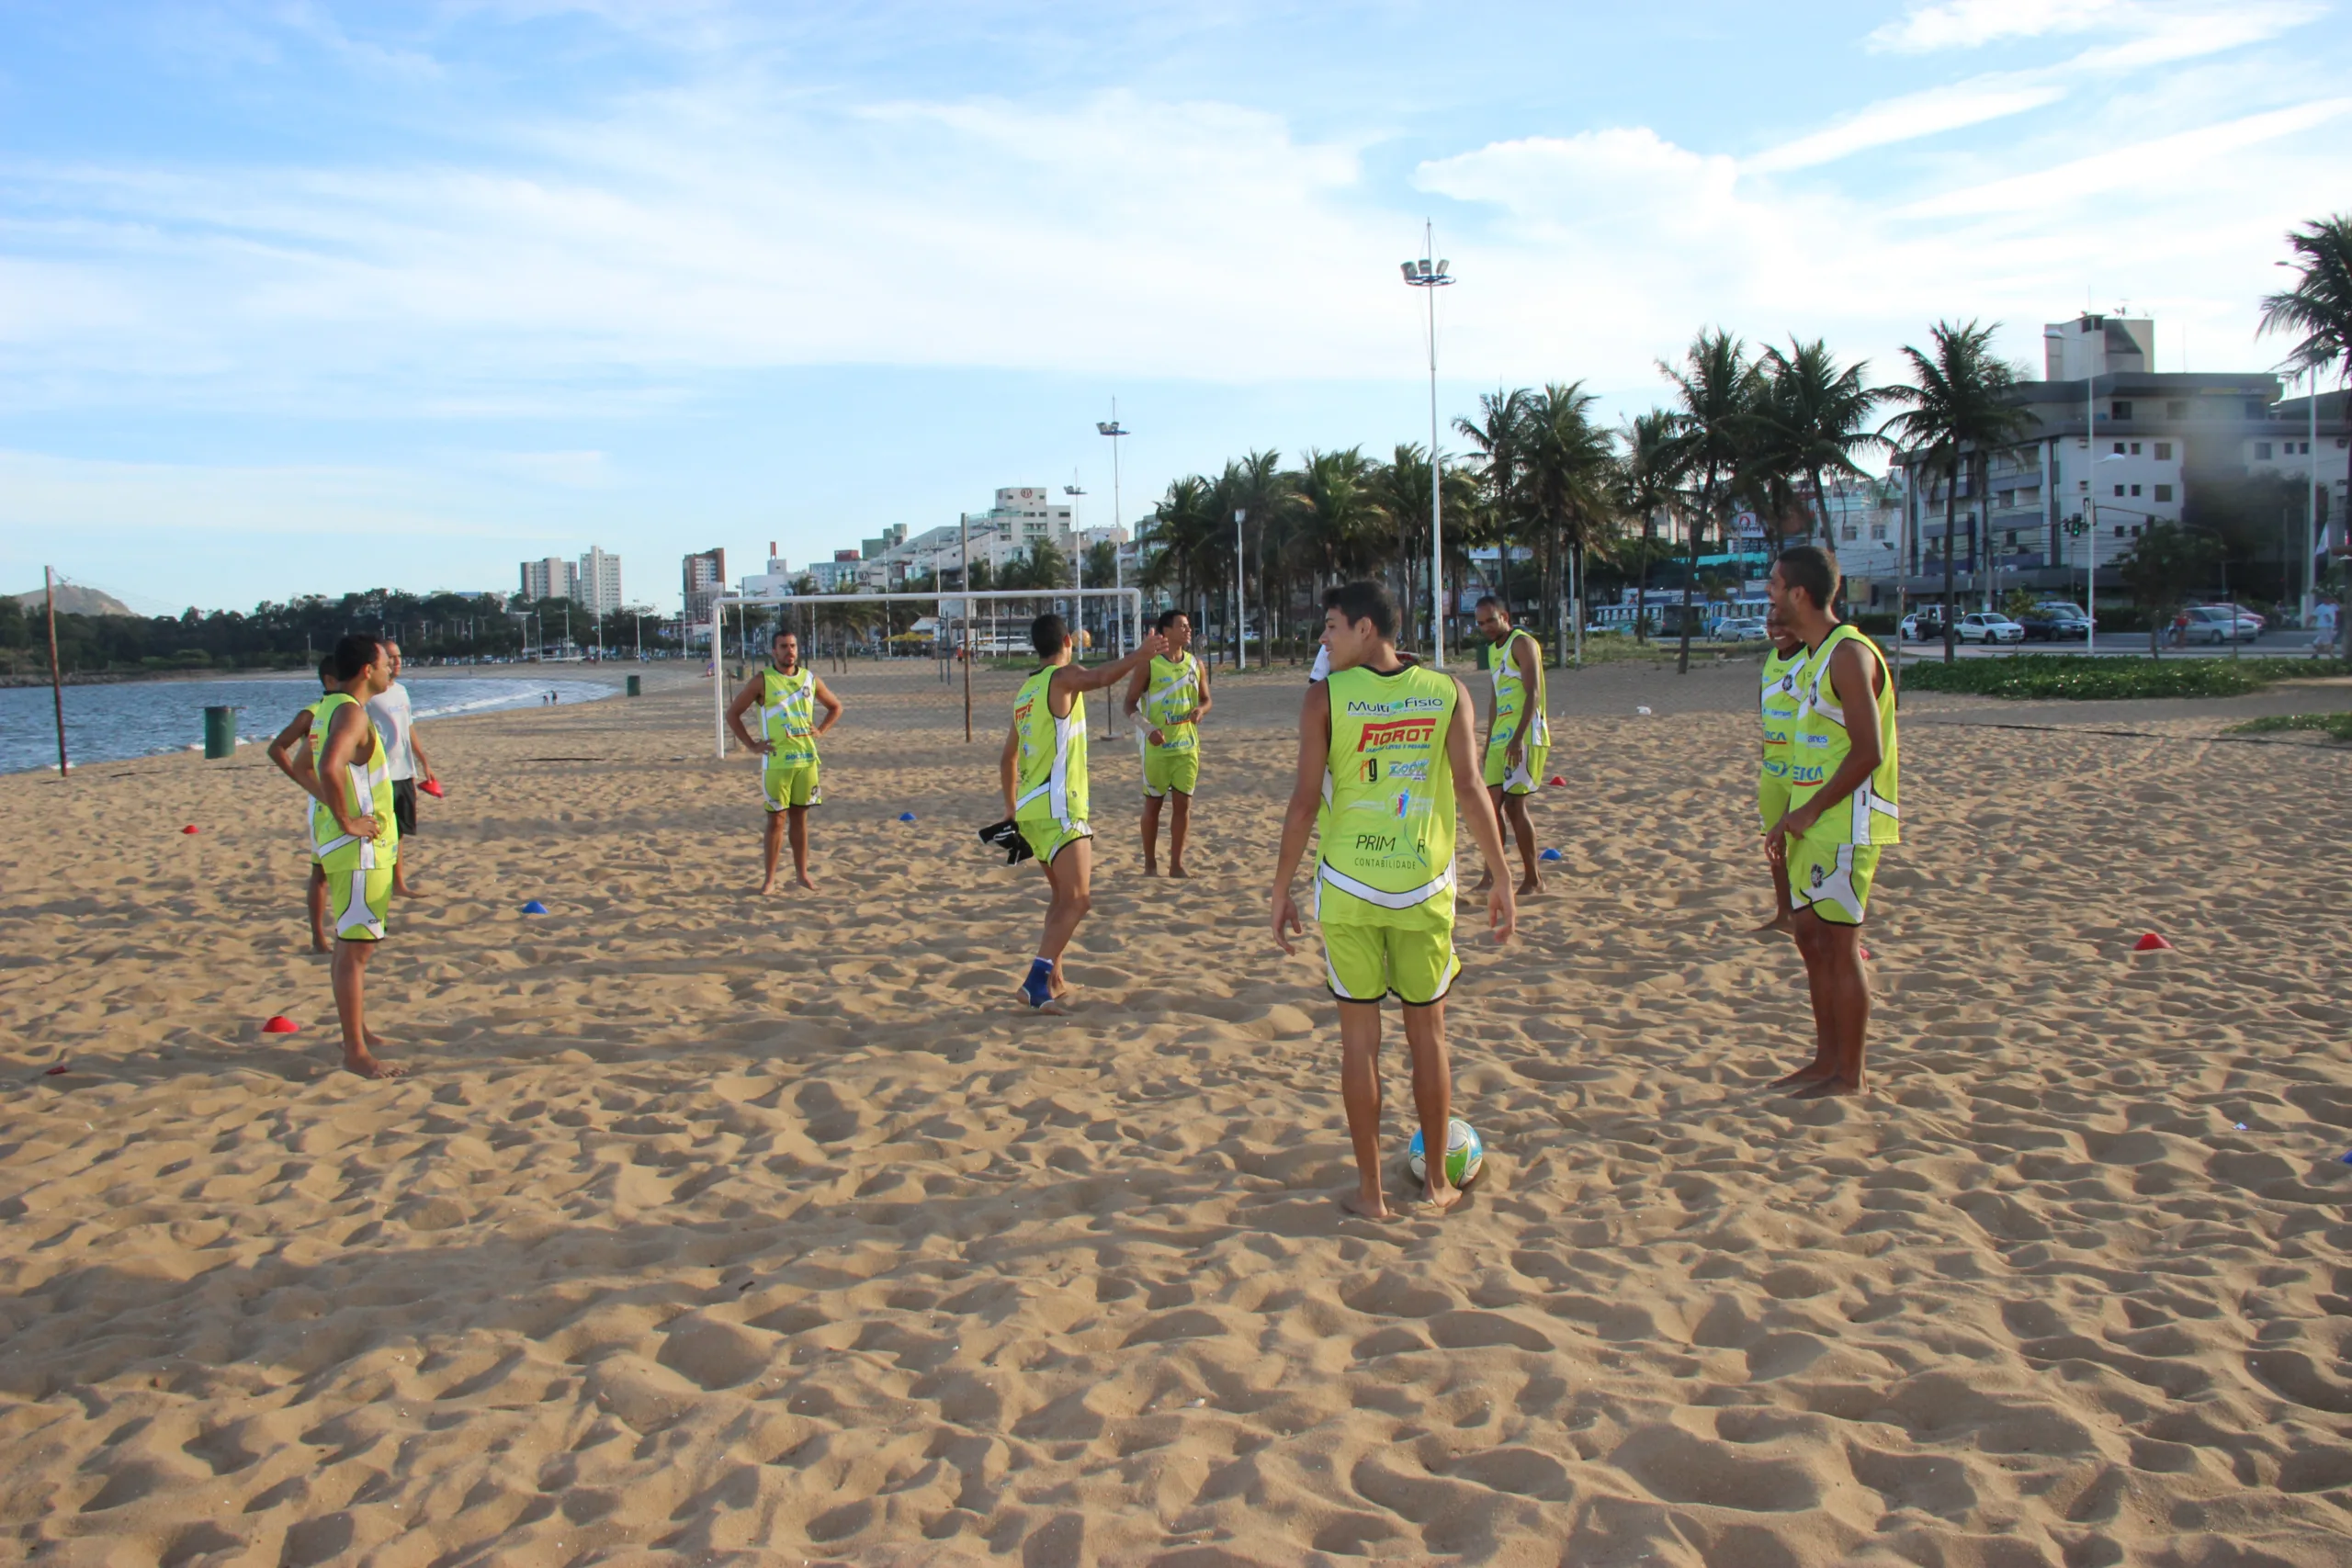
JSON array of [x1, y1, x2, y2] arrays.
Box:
[[366, 641, 438, 897]]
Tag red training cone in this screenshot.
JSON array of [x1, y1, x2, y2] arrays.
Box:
[[2132, 932, 2173, 952], [181, 825, 198, 835], [262, 1015, 300, 1034], [1547, 775, 1567, 787], [42, 1065, 66, 1077]]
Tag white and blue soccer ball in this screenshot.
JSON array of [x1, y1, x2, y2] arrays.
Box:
[[1408, 1117, 1485, 1187]]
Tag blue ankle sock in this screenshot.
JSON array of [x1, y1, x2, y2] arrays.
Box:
[[1021, 957, 1055, 1008]]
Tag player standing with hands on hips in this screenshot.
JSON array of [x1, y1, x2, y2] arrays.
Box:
[[1268, 581, 1515, 1221], [1763, 546, 1899, 1097], [1124, 609, 1210, 877], [727, 629, 843, 893]]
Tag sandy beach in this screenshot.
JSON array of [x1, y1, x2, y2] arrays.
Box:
[[3, 656, 2350, 1566]]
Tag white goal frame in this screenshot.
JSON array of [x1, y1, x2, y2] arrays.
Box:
[[709, 587, 1145, 756]]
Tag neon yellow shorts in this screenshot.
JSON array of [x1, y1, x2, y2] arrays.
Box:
[[1323, 922, 1461, 1007], [1788, 835, 1882, 926], [1483, 739, 1546, 795], [1140, 735, 1200, 798], [324, 853, 393, 942], [1019, 817, 1091, 865], [762, 759, 821, 811], [1758, 771, 1791, 829]]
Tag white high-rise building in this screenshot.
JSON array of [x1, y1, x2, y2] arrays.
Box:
[[577, 547, 624, 615], [520, 557, 576, 603]]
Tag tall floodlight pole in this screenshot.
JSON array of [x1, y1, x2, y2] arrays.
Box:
[[1098, 408, 1128, 652], [960, 511, 973, 742], [2085, 361, 2101, 656], [1234, 509, 1248, 671], [1401, 226, 1453, 666], [1066, 481, 1090, 655]]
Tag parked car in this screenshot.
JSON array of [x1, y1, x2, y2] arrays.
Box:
[[1957, 612, 2025, 645], [2018, 603, 2091, 641], [1900, 609, 1951, 641], [2180, 604, 2261, 644], [2188, 602, 2265, 632], [1709, 616, 1767, 641]]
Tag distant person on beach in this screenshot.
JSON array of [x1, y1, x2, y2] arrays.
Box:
[[1754, 607, 1806, 936], [1763, 546, 1899, 1098], [1268, 581, 1515, 1220], [1002, 613, 1166, 1010], [290, 634, 405, 1079], [1123, 609, 1210, 877], [727, 629, 842, 893], [265, 654, 344, 952], [1470, 597, 1547, 896], [367, 640, 438, 897]]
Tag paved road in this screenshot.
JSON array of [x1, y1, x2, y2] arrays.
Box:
[[1889, 629, 2338, 660]]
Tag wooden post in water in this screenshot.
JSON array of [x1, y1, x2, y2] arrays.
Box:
[[44, 566, 68, 778]]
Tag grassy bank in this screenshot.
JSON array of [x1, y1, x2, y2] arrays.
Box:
[[2226, 712, 2352, 742], [1894, 655, 2347, 700]]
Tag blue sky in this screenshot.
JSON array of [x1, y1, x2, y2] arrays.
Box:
[[3, 0, 2343, 615]]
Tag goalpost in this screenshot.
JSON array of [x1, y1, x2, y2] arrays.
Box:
[[708, 586, 1146, 757]]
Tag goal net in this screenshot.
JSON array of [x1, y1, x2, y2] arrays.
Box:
[[707, 588, 1146, 756]]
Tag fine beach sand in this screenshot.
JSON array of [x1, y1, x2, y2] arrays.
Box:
[[3, 656, 2351, 1566]]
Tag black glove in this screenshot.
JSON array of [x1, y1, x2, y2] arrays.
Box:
[[978, 818, 1034, 866]]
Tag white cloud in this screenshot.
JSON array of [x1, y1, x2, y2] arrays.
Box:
[[1871, 0, 2129, 52], [1747, 77, 2066, 171]]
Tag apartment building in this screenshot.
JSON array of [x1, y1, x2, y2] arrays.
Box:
[[519, 557, 575, 603], [682, 547, 727, 634]]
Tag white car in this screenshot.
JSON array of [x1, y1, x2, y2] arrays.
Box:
[[1710, 616, 1767, 641], [1957, 612, 2024, 645], [2181, 605, 2261, 644]]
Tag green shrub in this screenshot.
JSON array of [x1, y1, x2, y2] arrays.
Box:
[[2226, 712, 2352, 741], [1894, 655, 2347, 700]]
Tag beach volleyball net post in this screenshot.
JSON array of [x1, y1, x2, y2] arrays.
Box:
[[709, 587, 1145, 756]]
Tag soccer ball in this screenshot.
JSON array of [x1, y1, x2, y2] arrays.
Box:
[[1408, 1117, 1485, 1187]]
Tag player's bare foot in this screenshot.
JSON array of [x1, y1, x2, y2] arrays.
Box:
[[1472, 870, 1495, 892], [1517, 874, 1542, 896], [310, 940, 330, 954], [1792, 1073, 1863, 1099], [1340, 1190, 1394, 1221], [758, 875, 777, 896], [394, 879, 424, 897], [1414, 1179, 1463, 1214], [363, 1027, 390, 1053], [1749, 915, 1796, 938], [1770, 1063, 1832, 1089], [795, 871, 816, 890], [343, 1049, 407, 1080], [1168, 862, 1189, 879], [1143, 862, 1159, 877]]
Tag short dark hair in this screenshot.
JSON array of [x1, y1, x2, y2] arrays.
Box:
[[1031, 614, 1068, 659], [1155, 608, 1188, 634], [1474, 594, 1505, 615], [1323, 581, 1398, 639], [1778, 546, 1840, 614], [317, 655, 337, 688], [772, 627, 796, 644], [331, 634, 380, 682]]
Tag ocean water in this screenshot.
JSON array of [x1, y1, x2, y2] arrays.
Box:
[[0, 675, 618, 774]]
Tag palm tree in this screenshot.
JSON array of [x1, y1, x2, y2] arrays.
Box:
[[1141, 475, 1218, 613], [1881, 320, 2033, 663], [1759, 339, 1888, 550], [1519, 382, 1615, 663], [1620, 409, 1683, 644], [1293, 447, 1391, 593], [2259, 213, 2352, 655], [1375, 444, 1433, 650], [1455, 389, 1530, 612], [1659, 331, 1763, 673]]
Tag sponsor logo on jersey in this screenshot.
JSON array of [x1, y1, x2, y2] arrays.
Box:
[[1345, 695, 1445, 716], [1384, 760, 1429, 782], [1354, 832, 1400, 853], [1358, 717, 1437, 751], [1792, 763, 1826, 785]]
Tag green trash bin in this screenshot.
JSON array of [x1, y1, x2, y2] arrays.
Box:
[[203, 705, 236, 760], [626, 674, 641, 697]]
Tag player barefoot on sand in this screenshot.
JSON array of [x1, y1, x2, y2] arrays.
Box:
[[1123, 609, 1210, 877], [1469, 597, 1548, 896], [287, 635, 406, 1078], [266, 655, 344, 953], [1751, 606, 1807, 937], [1002, 614, 1166, 1011], [727, 629, 842, 893], [1762, 547, 1900, 1098], [1269, 581, 1514, 1221]]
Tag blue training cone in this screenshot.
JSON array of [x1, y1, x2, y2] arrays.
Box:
[[899, 812, 916, 823], [1539, 848, 1563, 862], [521, 900, 549, 915]]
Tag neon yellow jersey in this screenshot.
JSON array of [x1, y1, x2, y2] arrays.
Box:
[[1759, 645, 1806, 782], [1012, 667, 1088, 831], [1791, 624, 1899, 844], [760, 664, 820, 768], [1317, 662, 1458, 931], [308, 693, 398, 867], [1141, 652, 1203, 752], [1488, 626, 1548, 749]]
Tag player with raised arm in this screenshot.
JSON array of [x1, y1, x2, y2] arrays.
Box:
[[726, 629, 843, 893], [1470, 597, 1547, 895], [1002, 614, 1166, 1011], [1269, 581, 1515, 1221], [1123, 609, 1210, 877], [1763, 546, 1899, 1097]]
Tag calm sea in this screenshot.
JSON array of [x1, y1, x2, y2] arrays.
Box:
[[0, 675, 618, 774]]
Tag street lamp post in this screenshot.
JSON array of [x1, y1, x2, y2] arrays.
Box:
[[1233, 509, 1248, 671], [1401, 224, 1453, 666], [1098, 405, 1128, 660]]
